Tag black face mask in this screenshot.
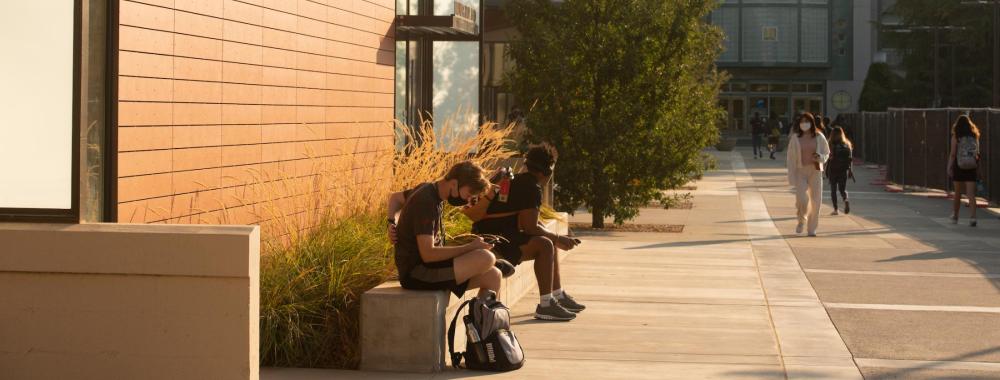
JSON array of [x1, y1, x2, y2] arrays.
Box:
[[447, 185, 468, 207]]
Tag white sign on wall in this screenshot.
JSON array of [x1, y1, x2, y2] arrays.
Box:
[[0, 1, 76, 210]]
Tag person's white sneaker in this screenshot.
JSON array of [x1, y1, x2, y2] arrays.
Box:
[[831, 210, 839, 216], [807, 232, 817, 237]]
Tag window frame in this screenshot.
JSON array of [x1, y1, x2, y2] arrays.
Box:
[[0, 0, 114, 223]]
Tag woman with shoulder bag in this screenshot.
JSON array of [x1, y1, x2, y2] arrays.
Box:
[[947, 115, 981, 227]]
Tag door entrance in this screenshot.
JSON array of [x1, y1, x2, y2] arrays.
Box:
[[793, 96, 824, 117], [719, 96, 745, 134]]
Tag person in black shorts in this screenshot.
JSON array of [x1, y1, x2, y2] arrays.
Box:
[[947, 114, 981, 227], [463, 145, 584, 321], [389, 161, 501, 298]]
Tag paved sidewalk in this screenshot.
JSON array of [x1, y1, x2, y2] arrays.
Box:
[[743, 148, 1000, 380], [264, 151, 862, 380]]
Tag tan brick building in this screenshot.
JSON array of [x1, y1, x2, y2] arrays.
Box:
[[115, 0, 396, 224]]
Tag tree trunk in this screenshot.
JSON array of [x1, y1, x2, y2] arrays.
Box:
[[591, 205, 605, 229]]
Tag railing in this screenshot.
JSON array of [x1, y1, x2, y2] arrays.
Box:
[[837, 108, 998, 205]]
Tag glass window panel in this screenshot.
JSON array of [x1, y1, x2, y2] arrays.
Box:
[[750, 83, 769, 93], [731, 82, 747, 92], [436, 0, 479, 23], [0, 1, 75, 209], [81, 0, 109, 222], [769, 97, 790, 122], [732, 98, 745, 131], [801, 8, 829, 63], [395, 41, 407, 124], [742, 7, 798, 62], [808, 83, 825, 93], [396, 0, 418, 15], [711, 7, 740, 62], [770, 83, 789, 92], [749, 97, 769, 119], [433, 41, 479, 145], [790, 83, 808, 92]]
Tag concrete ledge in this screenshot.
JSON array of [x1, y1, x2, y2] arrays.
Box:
[[0, 223, 260, 380], [360, 214, 569, 373]]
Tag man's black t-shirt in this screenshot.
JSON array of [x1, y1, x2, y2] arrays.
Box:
[[395, 183, 442, 277], [751, 118, 764, 135], [472, 172, 541, 246]]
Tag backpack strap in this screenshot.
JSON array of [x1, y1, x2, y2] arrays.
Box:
[[447, 299, 474, 369]]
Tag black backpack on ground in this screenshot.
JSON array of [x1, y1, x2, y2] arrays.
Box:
[[447, 292, 525, 372]]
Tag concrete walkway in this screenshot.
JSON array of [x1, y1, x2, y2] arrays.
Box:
[[263, 151, 863, 379], [743, 148, 1000, 380]]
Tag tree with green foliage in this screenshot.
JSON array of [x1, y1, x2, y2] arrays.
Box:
[[885, 0, 993, 107], [859, 63, 897, 112], [504, 0, 725, 228]]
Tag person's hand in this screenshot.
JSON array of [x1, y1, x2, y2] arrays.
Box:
[[947, 166, 954, 179], [468, 236, 494, 251], [388, 223, 398, 245], [812, 152, 821, 162], [555, 235, 578, 251]]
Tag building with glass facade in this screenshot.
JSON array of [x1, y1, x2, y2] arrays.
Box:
[[710, 0, 879, 134], [394, 0, 536, 135]]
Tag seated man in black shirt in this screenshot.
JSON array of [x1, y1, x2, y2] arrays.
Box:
[[390, 161, 501, 298], [464, 146, 584, 321]]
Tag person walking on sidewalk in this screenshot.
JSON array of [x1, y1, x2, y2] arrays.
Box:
[[751, 112, 765, 159], [826, 127, 854, 215], [786, 112, 830, 237], [947, 115, 981, 227], [766, 112, 782, 160]]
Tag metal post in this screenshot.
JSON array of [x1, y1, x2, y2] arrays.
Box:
[[934, 29, 941, 108], [994, 3, 1000, 107]]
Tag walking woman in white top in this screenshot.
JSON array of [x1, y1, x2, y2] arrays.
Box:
[[786, 112, 830, 236]]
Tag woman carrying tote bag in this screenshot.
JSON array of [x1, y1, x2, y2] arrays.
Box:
[[786, 112, 830, 237]]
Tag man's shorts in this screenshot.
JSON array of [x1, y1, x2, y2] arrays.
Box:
[[399, 259, 469, 297], [493, 241, 526, 266]]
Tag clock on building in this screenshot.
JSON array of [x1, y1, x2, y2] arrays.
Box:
[[832, 91, 852, 111]]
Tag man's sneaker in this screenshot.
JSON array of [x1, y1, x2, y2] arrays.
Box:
[[795, 222, 804, 234], [557, 294, 586, 313], [534, 302, 576, 321], [830, 210, 839, 216], [495, 259, 516, 278], [844, 200, 851, 214]]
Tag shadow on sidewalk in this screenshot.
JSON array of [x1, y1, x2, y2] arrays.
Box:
[[742, 149, 1000, 294], [864, 346, 1000, 379]]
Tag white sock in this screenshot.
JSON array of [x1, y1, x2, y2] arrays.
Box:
[[540, 293, 553, 306], [552, 289, 565, 299]]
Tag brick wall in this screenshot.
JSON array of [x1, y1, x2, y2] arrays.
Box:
[[115, 0, 395, 227]]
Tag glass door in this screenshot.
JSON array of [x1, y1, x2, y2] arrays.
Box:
[[793, 96, 824, 116], [719, 97, 745, 134]]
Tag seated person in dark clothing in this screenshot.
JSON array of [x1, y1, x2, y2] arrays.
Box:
[[389, 161, 501, 299], [463, 145, 584, 322]]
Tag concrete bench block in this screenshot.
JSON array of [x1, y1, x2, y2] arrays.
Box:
[[360, 214, 568, 373], [359, 283, 450, 372]]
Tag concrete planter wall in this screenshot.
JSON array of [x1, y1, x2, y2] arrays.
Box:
[[715, 138, 738, 151], [0, 223, 260, 380]]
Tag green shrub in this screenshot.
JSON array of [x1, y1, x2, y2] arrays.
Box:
[[258, 118, 516, 368]]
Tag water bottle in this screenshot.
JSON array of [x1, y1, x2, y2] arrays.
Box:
[[498, 166, 513, 203], [464, 315, 487, 363]]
